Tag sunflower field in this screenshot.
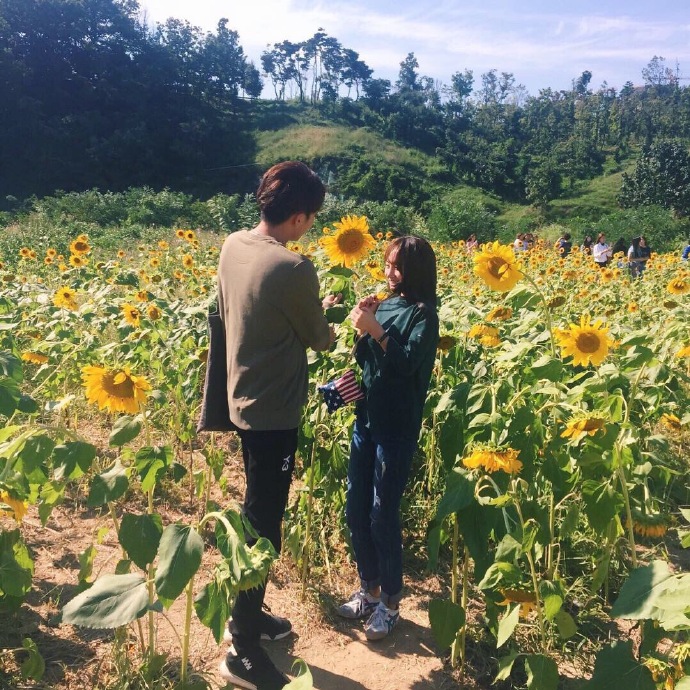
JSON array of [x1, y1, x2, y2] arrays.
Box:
[[1, 217, 689, 690]]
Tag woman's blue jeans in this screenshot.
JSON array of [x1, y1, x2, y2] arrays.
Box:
[[345, 419, 416, 607]]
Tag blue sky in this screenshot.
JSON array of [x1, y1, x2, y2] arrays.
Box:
[[138, 0, 690, 95]]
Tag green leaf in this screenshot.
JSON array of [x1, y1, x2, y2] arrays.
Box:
[[285, 659, 314, 690], [194, 579, 233, 644], [118, 513, 163, 571], [435, 469, 474, 520], [109, 415, 143, 447], [586, 640, 655, 690], [87, 462, 129, 507], [497, 604, 521, 647], [521, 519, 540, 554], [61, 574, 149, 628], [582, 480, 624, 535], [0, 352, 23, 381], [525, 654, 559, 690], [78, 545, 97, 587], [325, 305, 348, 324], [20, 638, 45, 680], [494, 650, 519, 682], [554, 610, 578, 639], [135, 446, 173, 493], [611, 561, 674, 620], [154, 524, 203, 604], [428, 598, 465, 650], [38, 481, 65, 526], [0, 530, 34, 598], [0, 377, 20, 416], [529, 355, 563, 382], [52, 442, 96, 480]]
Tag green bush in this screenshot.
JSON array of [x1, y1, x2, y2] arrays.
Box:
[[426, 197, 497, 243]]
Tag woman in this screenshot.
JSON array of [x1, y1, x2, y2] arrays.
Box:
[[592, 233, 612, 267], [337, 236, 439, 641], [628, 236, 651, 277]]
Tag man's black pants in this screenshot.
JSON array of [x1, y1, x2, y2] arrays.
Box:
[[229, 427, 297, 653]]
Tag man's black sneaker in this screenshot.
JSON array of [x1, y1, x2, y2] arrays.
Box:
[[219, 646, 289, 690], [224, 611, 293, 644]]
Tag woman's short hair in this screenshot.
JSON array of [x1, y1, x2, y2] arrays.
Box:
[[256, 161, 326, 225], [384, 236, 437, 306]]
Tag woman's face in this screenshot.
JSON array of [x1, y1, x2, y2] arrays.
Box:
[[385, 247, 403, 292], [640, 237, 647, 246]]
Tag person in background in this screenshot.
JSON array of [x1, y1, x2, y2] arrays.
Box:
[[581, 235, 594, 254], [513, 233, 527, 252], [592, 233, 612, 267], [465, 233, 479, 252], [217, 161, 339, 690], [628, 235, 651, 277], [682, 240, 690, 261], [337, 236, 439, 641], [556, 232, 572, 257]]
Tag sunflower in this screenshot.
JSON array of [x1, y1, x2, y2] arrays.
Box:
[[627, 302, 639, 313], [462, 445, 522, 475], [184, 229, 197, 242], [121, 304, 141, 327], [0, 492, 28, 523], [660, 413, 682, 431], [44, 257, 54, 265], [561, 413, 607, 440], [498, 589, 537, 618], [667, 277, 690, 295], [69, 238, 90, 255], [21, 352, 49, 365], [149, 257, 160, 268], [146, 305, 162, 321], [473, 241, 523, 292], [19, 247, 32, 258], [53, 286, 78, 311], [486, 306, 513, 322], [81, 365, 150, 414], [626, 510, 668, 539], [468, 324, 498, 340], [182, 254, 194, 269], [437, 335, 457, 352], [117, 249, 126, 258], [175, 229, 186, 239], [134, 290, 149, 302], [677, 345, 690, 359], [367, 265, 386, 282], [554, 315, 613, 367], [69, 254, 88, 267], [158, 240, 169, 250], [321, 215, 376, 268]]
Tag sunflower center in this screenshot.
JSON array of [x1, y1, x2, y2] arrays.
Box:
[[102, 371, 136, 399], [575, 331, 602, 353], [337, 230, 365, 254], [487, 257, 509, 279]]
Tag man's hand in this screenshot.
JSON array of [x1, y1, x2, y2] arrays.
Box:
[[322, 293, 343, 310]]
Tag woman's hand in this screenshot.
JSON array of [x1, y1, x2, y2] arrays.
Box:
[[357, 295, 380, 312], [350, 304, 385, 341]]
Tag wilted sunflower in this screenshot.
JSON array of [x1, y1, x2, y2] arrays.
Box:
[[555, 315, 613, 367], [0, 492, 28, 523], [53, 286, 78, 311], [561, 413, 607, 440], [626, 510, 668, 539], [82, 365, 150, 414], [146, 305, 162, 321], [473, 241, 523, 292], [486, 306, 513, 322], [21, 352, 49, 365], [437, 335, 457, 352], [462, 445, 522, 475], [667, 277, 690, 295], [321, 215, 376, 268], [121, 303, 141, 327], [660, 413, 682, 431]]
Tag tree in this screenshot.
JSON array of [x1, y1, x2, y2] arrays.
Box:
[[641, 56, 675, 88], [396, 52, 420, 92], [619, 139, 690, 216]]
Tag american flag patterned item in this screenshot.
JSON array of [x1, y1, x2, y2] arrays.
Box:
[[318, 369, 365, 413]]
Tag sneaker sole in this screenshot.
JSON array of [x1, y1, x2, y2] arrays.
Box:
[[218, 660, 258, 690], [223, 629, 292, 645], [337, 606, 378, 620]]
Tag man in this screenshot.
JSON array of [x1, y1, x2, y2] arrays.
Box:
[[217, 161, 337, 690]]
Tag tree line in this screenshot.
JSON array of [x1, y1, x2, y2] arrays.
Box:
[[3, 0, 690, 218]]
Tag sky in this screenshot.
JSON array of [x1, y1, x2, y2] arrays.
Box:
[[137, 0, 690, 96]]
